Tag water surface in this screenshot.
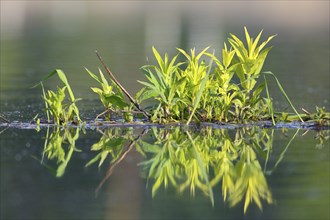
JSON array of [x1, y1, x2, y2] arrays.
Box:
[[1, 126, 329, 219]]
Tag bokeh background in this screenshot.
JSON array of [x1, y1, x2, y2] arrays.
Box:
[[1, 0, 329, 120]]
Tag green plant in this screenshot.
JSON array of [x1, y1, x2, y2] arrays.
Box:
[[138, 47, 185, 122], [138, 46, 215, 123], [137, 28, 278, 123], [224, 28, 276, 122], [86, 68, 133, 121], [177, 47, 213, 125], [203, 44, 240, 122], [229, 27, 276, 92], [35, 27, 329, 126], [40, 69, 81, 125]]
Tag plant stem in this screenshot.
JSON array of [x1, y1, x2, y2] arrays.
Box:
[[264, 76, 275, 125], [263, 71, 304, 122], [95, 50, 150, 118], [95, 109, 111, 121], [94, 129, 147, 197], [40, 81, 50, 123], [0, 113, 10, 123]]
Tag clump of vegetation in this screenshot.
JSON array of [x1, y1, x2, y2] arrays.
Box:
[[86, 68, 134, 121], [137, 27, 306, 124], [36, 27, 329, 126], [36, 69, 81, 125]]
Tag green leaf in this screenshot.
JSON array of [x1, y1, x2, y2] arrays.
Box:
[[251, 47, 272, 75], [55, 69, 76, 102], [253, 83, 265, 98], [264, 76, 275, 125], [99, 68, 110, 88], [256, 34, 277, 56], [152, 47, 165, 72], [222, 42, 236, 68], [85, 153, 102, 167], [249, 29, 263, 58], [90, 87, 103, 95], [85, 67, 102, 84], [235, 65, 247, 87], [228, 34, 248, 63], [138, 88, 158, 102], [196, 46, 210, 60], [244, 26, 253, 55], [263, 71, 303, 122], [177, 48, 191, 61], [106, 94, 128, 108]]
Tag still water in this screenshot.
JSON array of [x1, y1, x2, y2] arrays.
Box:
[[0, 126, 329, 220], [1, 2, 329, 220]]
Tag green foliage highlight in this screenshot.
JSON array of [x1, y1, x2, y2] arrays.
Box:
[[138, 27, 278, 123], [86, 68, 133, 121], [36, 27, 329, 126], [38, 69, 81, 125]]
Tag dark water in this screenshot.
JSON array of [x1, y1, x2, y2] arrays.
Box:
[[1, 2, 329, 220], [0, 126, 329, 220]]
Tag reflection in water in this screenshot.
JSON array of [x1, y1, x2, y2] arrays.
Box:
[[85, 128, 147, 196], [40, 127, 80, 177], [36, 126, 328, 213], [138, 127, 274, 213]]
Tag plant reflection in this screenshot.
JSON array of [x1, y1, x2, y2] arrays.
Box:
[[84, 127, 147, 196], [314, 129, 329, 149], [138, 127, 274, 212], [36, 126, 328, 213], [40, 127, 81, 177]]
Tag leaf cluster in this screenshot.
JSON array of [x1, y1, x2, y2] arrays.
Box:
[[138, 27, 279, 123], [39, 69, 81, 125], [37, 27, 329, 126], [86, 68, 134, 121]]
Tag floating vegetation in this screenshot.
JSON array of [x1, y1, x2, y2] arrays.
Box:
[[28, 27, 329, 127]]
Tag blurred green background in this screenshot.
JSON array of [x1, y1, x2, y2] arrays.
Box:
[[1, 1, 329, 120]]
